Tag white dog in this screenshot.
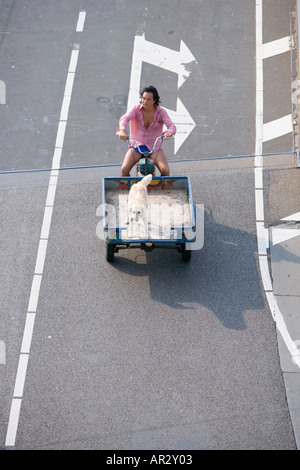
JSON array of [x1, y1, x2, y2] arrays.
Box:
[[126, 174, 152, 238]]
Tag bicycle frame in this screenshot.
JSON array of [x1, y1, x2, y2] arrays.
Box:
[[126, 135, 165, 176]]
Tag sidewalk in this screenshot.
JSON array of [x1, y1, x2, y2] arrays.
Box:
[[269, 181, 300, 448]]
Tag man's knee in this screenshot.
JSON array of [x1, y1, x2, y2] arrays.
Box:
[[161, 167, 170, 176], [121, 164, 130, 176]]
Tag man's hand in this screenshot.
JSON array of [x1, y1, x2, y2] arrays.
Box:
[[164, 131, 172, 139], [119, 129, 127, 141]]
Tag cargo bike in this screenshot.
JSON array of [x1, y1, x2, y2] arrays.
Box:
[[101, 136, 197, 262]]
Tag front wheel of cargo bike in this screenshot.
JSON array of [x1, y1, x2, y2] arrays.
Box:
[[106, 243, 115, 262], [181, 244, 192, 262]]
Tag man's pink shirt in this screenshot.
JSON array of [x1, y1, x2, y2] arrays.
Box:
[[117, 104, 176, 150]]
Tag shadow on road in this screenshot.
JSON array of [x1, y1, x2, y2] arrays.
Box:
[[110, 209, 264, 331]]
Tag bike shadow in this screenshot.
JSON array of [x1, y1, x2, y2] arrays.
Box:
[[110, 210, 265, 331]]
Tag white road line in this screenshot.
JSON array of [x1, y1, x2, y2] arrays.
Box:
[[27, 274, 42, 312], [55, 121, 67, 148], [45, 175, 58, 207], [5, 399, 21, 446], [21, 313, 36, 354], [282, 211, 300, 221], [13, 354, 29, 398], [262, 36, 291, 59], [68, 48, 79, 73], [64, 72, 75, 97], [40, 206, 53, 239], [271, 226, 300, 245], [255, 0, 300, 369], [34, 239, 48, 275], [263, 114, 293, 142], [76, 11, 86, 32], [5, 31, 81, 446], [60, 95, 71, 121]]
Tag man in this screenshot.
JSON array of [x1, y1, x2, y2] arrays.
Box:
[[117, 86, 176, 176]]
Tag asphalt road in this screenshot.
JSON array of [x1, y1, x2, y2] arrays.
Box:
[[0, 0, 297, 450]]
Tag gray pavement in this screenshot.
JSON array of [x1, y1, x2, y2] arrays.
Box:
[[269, 195, 300, 448]]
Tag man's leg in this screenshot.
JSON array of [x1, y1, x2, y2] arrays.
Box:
[[121, 148, 140, 176], [152, 150, 170, 176]]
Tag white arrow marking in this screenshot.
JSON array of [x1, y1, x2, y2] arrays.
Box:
[[128, 34, 197, 154], [281, 212, 300, 221], [271, 227, 300, 246], [128, 33, 196, 102], [270, 212, 300, 245], [164, 98, 196, 153]]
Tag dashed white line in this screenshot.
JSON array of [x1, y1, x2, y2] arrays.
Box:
[[5, 10, 85, 448], [76, 11, 86, 32]]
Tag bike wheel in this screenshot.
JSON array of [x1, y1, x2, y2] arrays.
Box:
[[181, 244, 191, 262], [106, 243, 115, 262]]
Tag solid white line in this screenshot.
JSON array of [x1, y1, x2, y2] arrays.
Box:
[[21, 313, 36, 354], [258, 256, 273, 291], [76, 11, 86, 32], [13, 354, 29, 398], [55, 121, 67, 148], [34, 239, 48, 275], [5, 38, 81, 447], [52, 149, 62, 170], [45, 175, 58, 207], [255, 189, 264, 221], [262, 36, 291, 59], [60, 95, 71, 121], [254, 167, 263, 188], [40, 206, 53, 239], [5, 399, 22, 447], [27, 275, 42, 312], [64, 72, 75, 97]]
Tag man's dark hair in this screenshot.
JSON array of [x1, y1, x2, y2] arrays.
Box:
[[140, 85, 161, 105]]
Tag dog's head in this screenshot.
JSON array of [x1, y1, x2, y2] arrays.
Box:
[[128, 203, 145, 222]]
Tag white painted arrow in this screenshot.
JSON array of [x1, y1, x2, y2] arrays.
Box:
[[130, 33, 196, 92], [164, 98, 196, 153], [127, 33, 197, 154], [271, 227, 300, 245], [271, 212, 300, 246], [282, 212, 300, 221]]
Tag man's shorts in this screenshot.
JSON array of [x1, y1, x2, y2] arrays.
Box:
[[129, 145, 150, 154]]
